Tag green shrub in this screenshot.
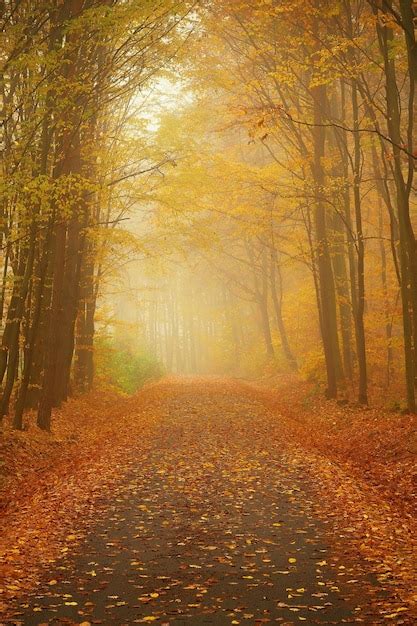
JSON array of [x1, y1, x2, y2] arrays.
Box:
[[95, 335, 164, 394]]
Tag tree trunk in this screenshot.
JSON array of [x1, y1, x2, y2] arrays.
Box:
[[351, 79, 368, 405], [311, 81, 341, 398], [269, 248, 297, 370], [374, 3, 417, 410]]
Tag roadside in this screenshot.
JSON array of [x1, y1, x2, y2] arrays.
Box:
[[242, 375, 417, 518], [0, 385, 163, 615], [241, 376, 417, 619]]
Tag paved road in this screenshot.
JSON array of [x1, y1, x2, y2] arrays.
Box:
[[8, 385, 382, 625]]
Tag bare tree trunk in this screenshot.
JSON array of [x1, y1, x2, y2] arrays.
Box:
[[374, 2, 417, 410], [14, 227, 52, 429], [311, 80, 341, 398], [37, 219, 67, 431], [351, 78, 368, 405], [269, 247, 297, 370]]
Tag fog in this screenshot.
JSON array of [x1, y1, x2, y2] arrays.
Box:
[[1, 0, 415, 424]]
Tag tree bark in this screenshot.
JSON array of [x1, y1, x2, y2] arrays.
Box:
[[311, 81, 341, 398]]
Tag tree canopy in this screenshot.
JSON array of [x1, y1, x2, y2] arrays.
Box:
[[1, 0, 417, 428]]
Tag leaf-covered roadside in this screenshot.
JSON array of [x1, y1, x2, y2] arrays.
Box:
[[0, 385, 164, 615], [244, 376, 417, 518], [241, 376, 417, 617]]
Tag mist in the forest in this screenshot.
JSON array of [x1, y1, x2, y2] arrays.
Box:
[[1, 0, 417, 426], [104, 82, 310, 380]]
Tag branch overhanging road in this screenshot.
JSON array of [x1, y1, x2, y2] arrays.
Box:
[[8, 381, 388, 625]]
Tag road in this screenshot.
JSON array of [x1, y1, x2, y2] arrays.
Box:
[[8, 382, 382, 625]]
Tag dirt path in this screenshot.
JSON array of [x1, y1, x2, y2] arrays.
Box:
[[5, 382, 393, 624]]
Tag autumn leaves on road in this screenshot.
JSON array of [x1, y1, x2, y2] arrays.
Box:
[[3, 380, 409, 625]]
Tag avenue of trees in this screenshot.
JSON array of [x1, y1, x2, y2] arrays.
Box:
[[1, 0, 417, 429], [0, 0, 193, 430]]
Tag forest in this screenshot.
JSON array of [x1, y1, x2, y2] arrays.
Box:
[[1, 0, 417, 422], [1, 1, 417, 625]]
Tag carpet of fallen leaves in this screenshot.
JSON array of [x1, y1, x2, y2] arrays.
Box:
[[242, 375, 417, 518], [0, 385, 162, 616], [239, 376, 417, 619], [0, 377, 416, 624]]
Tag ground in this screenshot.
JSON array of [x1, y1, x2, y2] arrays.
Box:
[[0, 379, 416, 625]]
